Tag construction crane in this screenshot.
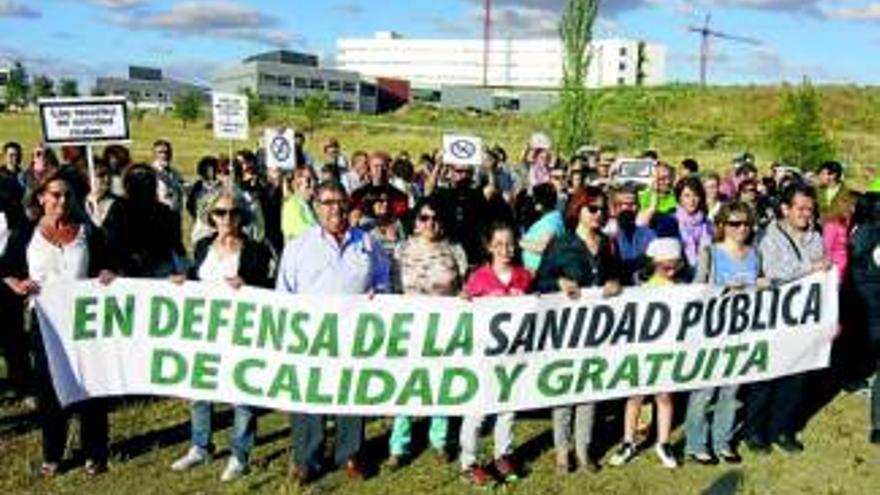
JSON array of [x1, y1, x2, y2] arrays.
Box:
[[689, 13, 761, 86], [482, 0, 491, 87]]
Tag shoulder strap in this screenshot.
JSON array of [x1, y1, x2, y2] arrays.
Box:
[[774, 221, 803, 262]]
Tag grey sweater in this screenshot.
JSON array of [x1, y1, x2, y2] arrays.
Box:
[[757, 221, 826, 283]]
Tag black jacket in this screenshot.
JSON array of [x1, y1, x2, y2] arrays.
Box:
[[0, 220, 115, 280], [533, 232, 620, 294], [189, 234, 273, 289]]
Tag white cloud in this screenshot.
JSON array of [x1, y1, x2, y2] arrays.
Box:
[[823, 3, 880, 21], [107, 1, 300, 47], [0, 0, 41, 18]]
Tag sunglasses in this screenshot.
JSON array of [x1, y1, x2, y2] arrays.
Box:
[[317, 198, 346, 207], [211, 208, 240, 218], [584, 204, 604, 214], [726, 220, 750, 229], [417, 213, 437, 223]]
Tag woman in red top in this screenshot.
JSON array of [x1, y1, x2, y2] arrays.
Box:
[[458, 223, 532, 486]]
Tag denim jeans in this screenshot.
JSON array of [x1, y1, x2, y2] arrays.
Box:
[[389, 416, 448, 456], [290, 414, 363, 470], [459, 412, 515, 469], [552, 403, 595, 461], [191, 402, 256, 463], [684, 386, 739, 454]]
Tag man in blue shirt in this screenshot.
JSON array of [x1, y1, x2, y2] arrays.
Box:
[[276, 180, 391, 483]]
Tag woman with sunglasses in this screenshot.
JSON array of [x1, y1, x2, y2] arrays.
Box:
[[385, 196, 468, 470], [0, 171, 115, 477], [170, 188, 272, 482], [684, 201, 764, 465], [534, 186, 621, 473]]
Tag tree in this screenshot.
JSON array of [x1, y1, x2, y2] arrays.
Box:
[[555, 0, 599, 157], [4, 61, 28, 110], [769, 78, 836, 171], [302, 92, 330, 134], [173, 90, 202, 128], [243, 87, 268, 125], [30, 74, 55, 102], [58, 79, 79, 97]]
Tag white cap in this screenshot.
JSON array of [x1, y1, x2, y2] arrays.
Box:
[[646, 237, 682, 262], [529, 132, 552, 150]]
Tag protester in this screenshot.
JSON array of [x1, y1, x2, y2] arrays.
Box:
[[745, 181, 830, 454], [0, 163, 27, 399], [674, 176, 713, 279], [609, 237, 682, 469], [186, 156, 221, 220], [429, 160, 496, 266], [281, 165, 317, 242], [103, 164, 187, 278], [386, 196, 468, 469], [360, 191, 404, 258], [847, 191, 880, 444], [171, 188, 272, 482], [817, 161, 847, 214], [534, 186, 621, 473], [520, 183, 564, 272], [459, 222, 532, 486], [637, 162, 677, 224], [0, 170, 114, 477], [2, 141, 23, 174], [526, 138, 553, 190], [607, 184, 655, 285], [101, 144, 131, 196], [322, 137, 348, 172], [702, 171, 724, 221], [351, 151, 409, 221], [685, 201, 763, 465], [276, 180, 391, 484], [85, 160, 120, 227], [20, 146, 60, 212], [151, 139, 185, 217], [342, 150, 369, 194]]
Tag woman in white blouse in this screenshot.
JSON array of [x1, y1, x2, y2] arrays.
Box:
[[0, 170, 115, 477], [170, 188, 272, 482]]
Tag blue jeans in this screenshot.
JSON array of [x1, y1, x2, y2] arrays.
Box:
[[191, 401, 256, 463], [684, 386, 738, 454]]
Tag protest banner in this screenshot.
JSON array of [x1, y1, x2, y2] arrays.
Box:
[[38, 96, 131, 193], [39, 96, 130, 146], [264, 128, 296, 170], [35, 271, 838, 416], [211, 92, 249, 141], [443, 134, 483, 167]]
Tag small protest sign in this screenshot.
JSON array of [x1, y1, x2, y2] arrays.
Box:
[[212, 92, 249, 140], [443, 134, 483, 167], [39, 97, 130, 145], [264, 128, 296, 170]]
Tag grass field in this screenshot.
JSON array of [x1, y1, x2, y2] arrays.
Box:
[[0, 389, 878, 494], [2, 85, 879, 181]]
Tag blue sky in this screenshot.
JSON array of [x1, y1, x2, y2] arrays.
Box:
[[0, 0, 878, 87]]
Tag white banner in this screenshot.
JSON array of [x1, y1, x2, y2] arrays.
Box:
[[35, 271, 838, 416], [39, 97, 130, 145], [212, 92, 249, 140]]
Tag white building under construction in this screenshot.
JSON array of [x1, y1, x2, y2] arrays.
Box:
[[336, 32, 666, 90]]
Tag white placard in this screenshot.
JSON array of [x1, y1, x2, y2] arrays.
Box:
[[442, 134, 483, 167], [264, 128, 296, 170], [39, 97, 130, 145], [212, 92, 249, 141]]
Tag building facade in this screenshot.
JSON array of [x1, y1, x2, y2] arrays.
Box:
[[213, 50, 365, 112], [95, 66, 208, 111], [336, 32, 666, 90]]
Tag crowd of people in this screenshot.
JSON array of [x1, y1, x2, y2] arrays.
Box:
[[0, 131, 879, 486]]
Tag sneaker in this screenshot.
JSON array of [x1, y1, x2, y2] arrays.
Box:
[[608, 442, 639, 467], [686, 452, 718, 466], [655, 443, 679, 469], [220, 456, 247, 482], [84, 459, 108, 477], [717, 448, 742, 464], [460, 464, 492, 487], [744, 437, 772, 455], [773, 435, 804, 454], [384, 454, 407, 472], [493, 455, 519, 482], [39, 462, 59, 478], [171, 446, 211, 471]]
